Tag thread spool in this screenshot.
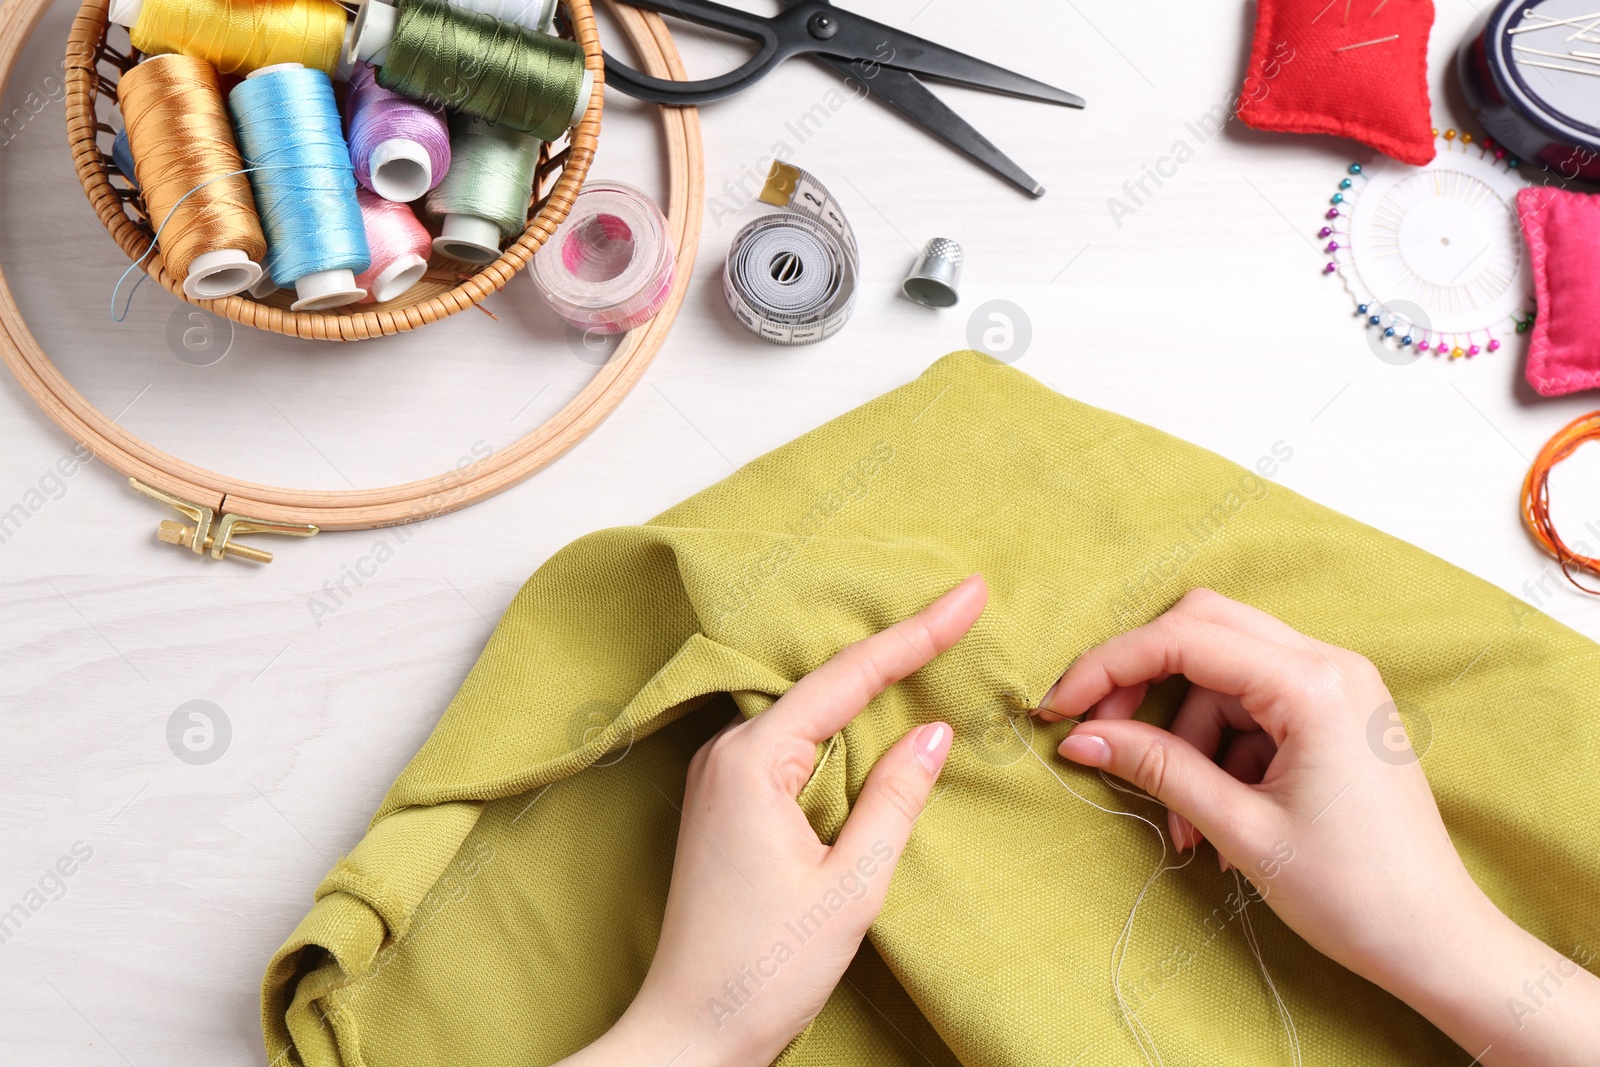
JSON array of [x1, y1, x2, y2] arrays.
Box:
[[425, 112, 540, 263], [346, 62, 451, 202], [531, 181, 674, 334], [118, 53, 267, 299], [353, 189, 433, 303], [446, 0, 559, 33], [346, 0, 594, 141], [111, 127, 138, 190], [110, 0, 348, 77], [229, 63, 371, 310]]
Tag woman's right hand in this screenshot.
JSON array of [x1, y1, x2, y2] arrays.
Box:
[[1035, 588, 1600, 1066]]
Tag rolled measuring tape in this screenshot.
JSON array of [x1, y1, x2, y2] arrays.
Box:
[[531, 180, 675, 334], [724, 162, 858, 345]]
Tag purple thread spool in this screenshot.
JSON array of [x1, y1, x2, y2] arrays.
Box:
[[345, 62, 450, 202]]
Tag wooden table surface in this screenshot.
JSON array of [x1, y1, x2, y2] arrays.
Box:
[[3, 0, 1598, 1062]]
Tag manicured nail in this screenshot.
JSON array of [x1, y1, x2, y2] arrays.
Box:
[[913, 722, 952, 775], [1058, 732, 1111, 768], [1036, 678, 1062, 714]]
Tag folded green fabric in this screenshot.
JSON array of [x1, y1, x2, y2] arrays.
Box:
[[263, 350, 1600, 1066]]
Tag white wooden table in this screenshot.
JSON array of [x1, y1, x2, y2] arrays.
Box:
[[3, 1, 1598, 1062]]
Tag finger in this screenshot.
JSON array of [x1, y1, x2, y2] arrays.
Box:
[[760, 574, 988, 746], [1168, 588, 1309, 650], [1039, 614, 1321, 737], [831, 721, 952, 904], [1163, 687, 1247, 851], [1169, 686, 1251, 758], [1082, 682, 1149, 722], [1058, 718, 1272, 858], [1219, 729, 1278, 786]]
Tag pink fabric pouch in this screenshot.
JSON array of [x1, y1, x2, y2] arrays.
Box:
[[1518, 186, 1600, 397]]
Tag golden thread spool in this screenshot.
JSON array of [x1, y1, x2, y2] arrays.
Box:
[[118, 53, 268, 299], [113, 0, 347, 77]]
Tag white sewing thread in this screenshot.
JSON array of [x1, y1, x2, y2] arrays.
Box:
[[1014, 721, 1192, 1067], [1014, 716, 1301, 1066], [1233, 869, 1303, 1067]]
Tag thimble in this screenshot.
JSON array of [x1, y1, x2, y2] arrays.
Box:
[[901, 237, 963, 308]]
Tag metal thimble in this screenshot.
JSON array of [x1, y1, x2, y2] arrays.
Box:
[[901, 237, 963, 308]]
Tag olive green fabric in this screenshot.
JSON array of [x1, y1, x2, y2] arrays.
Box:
[[262, 350, 1600, 1066]]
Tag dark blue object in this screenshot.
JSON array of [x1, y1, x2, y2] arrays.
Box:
[[1460, 0, 1600, 182]]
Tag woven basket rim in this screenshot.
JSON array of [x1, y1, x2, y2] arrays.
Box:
[[62, 0, 604, 341]]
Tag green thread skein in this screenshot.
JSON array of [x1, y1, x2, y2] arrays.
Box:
[[377, 0, 588, 141]]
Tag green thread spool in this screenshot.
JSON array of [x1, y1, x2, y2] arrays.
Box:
[[426, 112, 541, 262], [345, 0, 593, 142]]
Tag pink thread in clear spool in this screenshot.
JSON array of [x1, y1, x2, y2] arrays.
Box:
[[531, 180, 674, 335]]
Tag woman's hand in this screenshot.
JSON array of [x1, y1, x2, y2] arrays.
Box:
[[1036, 588, 1600, 1066], [559, 574, 988, 1067]]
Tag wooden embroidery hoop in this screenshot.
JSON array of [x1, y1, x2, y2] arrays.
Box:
[[0, 0, 703, 561]]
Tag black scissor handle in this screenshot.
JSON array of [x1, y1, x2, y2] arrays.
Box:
[[603, 0, 824, 104]]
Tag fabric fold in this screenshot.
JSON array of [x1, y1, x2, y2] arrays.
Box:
[[263, 350, 1600, 1067]]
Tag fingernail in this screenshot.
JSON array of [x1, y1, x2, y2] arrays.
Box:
[[913, 722, 952, 775], [1058, 732, 1111, 768], [1219, 854, 1232, 874], [1036, 678, 1062, 714]]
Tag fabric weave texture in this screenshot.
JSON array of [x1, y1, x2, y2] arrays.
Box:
[[1237, 0, 1437, 166], [262, 350, 1600, 1066]]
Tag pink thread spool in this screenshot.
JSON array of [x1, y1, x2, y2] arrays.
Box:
[[345, 61, 450, 202], [354, 188, 433, 302], [531, 181, 674, 335]]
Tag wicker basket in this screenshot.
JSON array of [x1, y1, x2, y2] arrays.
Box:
[[63, 0, 602, 341]]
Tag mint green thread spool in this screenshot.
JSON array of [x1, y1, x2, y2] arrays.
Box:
[[345, 0, 593, 142], [426, 112, 540, 262]]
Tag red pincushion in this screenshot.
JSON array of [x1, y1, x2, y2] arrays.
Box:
[[1518, 187, 1600, 397], [1237, 0, 1436, 166]]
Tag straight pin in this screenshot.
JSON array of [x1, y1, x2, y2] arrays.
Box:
[[1516, 58, 1600, 76], [1507, 11, 1600, 33], [1334, 33, 1400, 51], [1513, 44, 1600, 63]]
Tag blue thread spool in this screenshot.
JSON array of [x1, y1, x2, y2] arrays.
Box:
[[228, 63, 371, 310], [111, 127, 138, 189]]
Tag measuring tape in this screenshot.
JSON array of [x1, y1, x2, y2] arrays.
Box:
[[723, 162, 858, 345]]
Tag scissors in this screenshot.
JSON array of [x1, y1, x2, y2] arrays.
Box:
[[601, 0, 1085, 196]]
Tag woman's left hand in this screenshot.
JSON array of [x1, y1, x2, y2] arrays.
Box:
[[558, 574, 988, 1067]]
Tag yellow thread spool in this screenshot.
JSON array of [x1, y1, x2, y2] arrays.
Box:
[[119, 53, 268, 298], [109, 0, 347, 77]]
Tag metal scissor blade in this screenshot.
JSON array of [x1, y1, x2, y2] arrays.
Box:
[[822, 8, 1084, 108], [814, 54, 1046, 196]]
